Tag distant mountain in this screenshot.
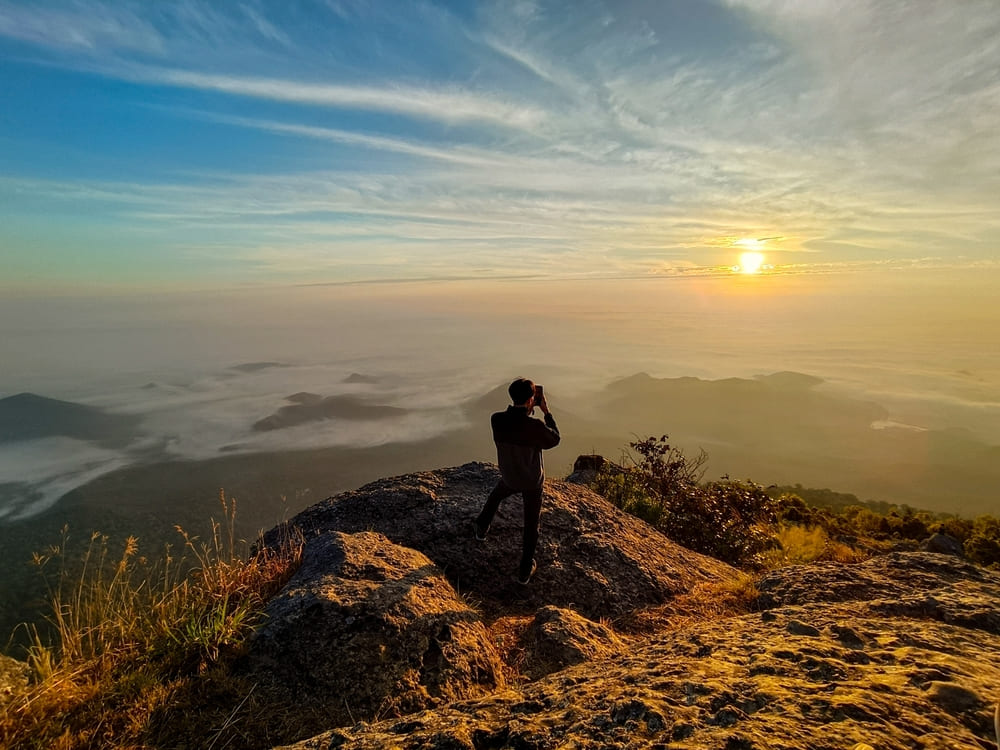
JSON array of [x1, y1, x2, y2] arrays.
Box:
[[286, 392, 323, 405], [343, 373, 381, 384], [252, 394, 408, 431], [229, 362, 288, 373], [0, 393, 142, 448], [598, 371, 887, 447], [752, 371, 824, 389], [461, 382, 511, 417]]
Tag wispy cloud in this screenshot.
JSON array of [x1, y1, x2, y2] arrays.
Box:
[[129, 67, 548, 129], [0, 1, 164, 54], [1, 0, 999, 287], [175, 111, 514, 166]]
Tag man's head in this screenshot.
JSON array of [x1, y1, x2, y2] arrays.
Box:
[[508, 377, 535, 406]]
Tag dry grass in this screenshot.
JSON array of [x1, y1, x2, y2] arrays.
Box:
[[615, 574, 761, 636], [0, 491, 303, 750], [761, 523, 869, 569], [485, 615, 536, 684]]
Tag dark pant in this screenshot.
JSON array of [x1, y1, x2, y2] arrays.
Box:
[[477, 480, 543, 578]]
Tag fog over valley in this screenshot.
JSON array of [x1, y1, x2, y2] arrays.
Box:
[[2, 270, 998, 527]]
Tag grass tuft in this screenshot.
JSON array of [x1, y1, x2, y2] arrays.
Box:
[[760, 523, 868, 569], [0, 490, 303, 750]]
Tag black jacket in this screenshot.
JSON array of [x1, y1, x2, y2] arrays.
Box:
[[491, 406, 560, 491]]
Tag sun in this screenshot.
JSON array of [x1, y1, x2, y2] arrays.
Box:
[[738, 251, 765, 274]]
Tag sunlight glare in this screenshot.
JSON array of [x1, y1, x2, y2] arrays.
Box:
[[738, 251, 765, 274]]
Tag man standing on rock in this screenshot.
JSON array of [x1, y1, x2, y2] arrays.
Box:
[[474, 377, 560, 585]]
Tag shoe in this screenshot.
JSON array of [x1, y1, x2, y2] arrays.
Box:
[[474, 519, 490, 542], [516, 559, 537, 585]]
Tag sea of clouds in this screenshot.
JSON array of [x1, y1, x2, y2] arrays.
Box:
[[3, 271, 999, 521], [0, 360, 495, 521]]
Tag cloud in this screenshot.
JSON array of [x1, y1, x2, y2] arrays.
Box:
[[2, 0, 999, 287], [119, 65, 549, 129], [0, 1, 164, 54], [181, 111, 507, 167]]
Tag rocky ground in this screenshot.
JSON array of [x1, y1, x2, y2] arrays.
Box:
[[244, 463, 1000, 750], [257, 462, 736, 623]]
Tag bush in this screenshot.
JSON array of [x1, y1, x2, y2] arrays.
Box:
[[595, 436, 778, 568], [965, 515, 1000, 567]]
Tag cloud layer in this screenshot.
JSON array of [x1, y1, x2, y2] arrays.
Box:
[[1, 0, 998, 287]]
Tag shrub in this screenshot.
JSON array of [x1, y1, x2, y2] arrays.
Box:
[[595, 436, 778, 568], [762, 524, 830, 567], [964, 515, 1000, 567]]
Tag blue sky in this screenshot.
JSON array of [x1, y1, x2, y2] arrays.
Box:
[[1, 0, 998, 291]]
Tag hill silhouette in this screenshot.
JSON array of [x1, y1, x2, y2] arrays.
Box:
[[0, 393, 142, 448], [252, 393, 408, 431]]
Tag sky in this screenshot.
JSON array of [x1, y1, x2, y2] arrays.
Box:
[[1, 0, 998, 293]]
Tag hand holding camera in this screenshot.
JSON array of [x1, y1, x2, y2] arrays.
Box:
[[533, 384, 548, 414]]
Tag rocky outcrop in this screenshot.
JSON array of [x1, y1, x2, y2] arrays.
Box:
[[261, 462, 737, 622], [247, 466, 1000, 750], [275, 552, 1000, 750], [921, 532, 964, 557], [757, 551, 1000, 632], [239, 531, 503, 738], [242, 462, 734, 746]]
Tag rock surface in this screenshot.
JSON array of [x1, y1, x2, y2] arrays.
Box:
[[275, 553, 1000, 750], [921, 533, 964, 557], [239, 531, 504, 738], [757, 551, 1000, 634], [0, 654, 30, 705], [262, 462, 737, 622], [525, 605, 626, 679], [250, 466, 1000, 750]]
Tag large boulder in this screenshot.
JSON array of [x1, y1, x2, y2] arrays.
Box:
[[262, 462, 737, 621], [239, 531, 504, 743], [921, 532, 964, 557]]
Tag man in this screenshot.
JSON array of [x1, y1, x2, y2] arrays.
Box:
[[474, 377, 560, 584]]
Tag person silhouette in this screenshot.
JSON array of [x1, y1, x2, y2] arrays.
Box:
[[474, 377, 560, 584]]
